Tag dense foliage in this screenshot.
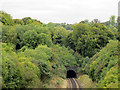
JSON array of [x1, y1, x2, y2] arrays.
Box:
[[2, 43, 41, 88], [1, 11, 119, 88], [2, 43, 77, 88], [66, 23, 116, 57], [81, 40, 118, 88]]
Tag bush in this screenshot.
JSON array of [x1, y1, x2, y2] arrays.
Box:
[[2, 43, 42, 88]]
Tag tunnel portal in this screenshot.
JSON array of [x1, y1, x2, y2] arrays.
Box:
[[66, 70, 77, 78]]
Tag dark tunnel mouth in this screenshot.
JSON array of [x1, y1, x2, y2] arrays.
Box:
[[66, 70, 77, 78]]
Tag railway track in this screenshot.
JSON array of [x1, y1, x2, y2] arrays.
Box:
[[67, 78, 81, 89]]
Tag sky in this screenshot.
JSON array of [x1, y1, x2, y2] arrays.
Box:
[[0, 0, 120, 24]]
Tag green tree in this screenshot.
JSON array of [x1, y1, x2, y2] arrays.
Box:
[[2, 43, 42, 88], [23, 30, 38, 48], [110, 15, 115, 26], [68, 23, 115, 57], [2, 25, 17, 44], [19, 45, 54, 82], [117, 16, 120, 41], [22, 17, 33, 25], [0, 11, 14, 25], [13, 19, 24, 25]]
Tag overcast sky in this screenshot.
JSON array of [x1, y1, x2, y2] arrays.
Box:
[[0, 0, 120, 24]]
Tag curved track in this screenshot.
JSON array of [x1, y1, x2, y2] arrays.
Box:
[[67, 78, 81, 88]]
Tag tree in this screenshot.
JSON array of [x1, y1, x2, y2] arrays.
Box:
[[23, 30, 38, 48], [0, 11, 14, 25], [80, 19, 89, 24], [66, 23, 115, 57], [2, 25, 17, 44], [54, 27, 69, 45], [93, 19, 100, 23], [110, 15, 115, 26], [2, 43, 41, 88], [117, 16, 120, 41], [22, 17, 33, 25], [13, 19, 24, 25]]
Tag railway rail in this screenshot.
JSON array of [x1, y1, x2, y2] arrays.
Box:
[[67, 78, 81, 89]]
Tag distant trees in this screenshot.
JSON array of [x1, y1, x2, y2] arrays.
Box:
[[93, 19, 100, 23], [80, 19, 89, 24], [117, 16, 120, 41], [0, 11, 14, 25], [110, 15, 116, 26], [13, 19, 24, 25], [102, 15, 117, 28], [65, 23, 115, 57], [0, 11, 42, 26], [22, 17, 33, 25], [2, 24, 54, 49], [48, 22, 73, 30]]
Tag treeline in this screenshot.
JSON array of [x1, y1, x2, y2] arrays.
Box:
[[0, 11, 42, 26], [0, 11, 119, 88]]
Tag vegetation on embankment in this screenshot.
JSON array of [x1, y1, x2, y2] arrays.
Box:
[[0, 11, 119, 88], [78, 75, 96, 88], [79, 40, 118, 88], [43, 75, 67, 88]]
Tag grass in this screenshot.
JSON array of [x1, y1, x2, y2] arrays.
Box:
[[78, 75, 96, 88], [43, 75, 67, 88]]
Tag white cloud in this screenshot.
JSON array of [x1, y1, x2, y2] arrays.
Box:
[[1, 0, 119, 23]]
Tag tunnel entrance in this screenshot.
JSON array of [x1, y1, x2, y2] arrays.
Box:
[[66, 70, 77, 78]]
